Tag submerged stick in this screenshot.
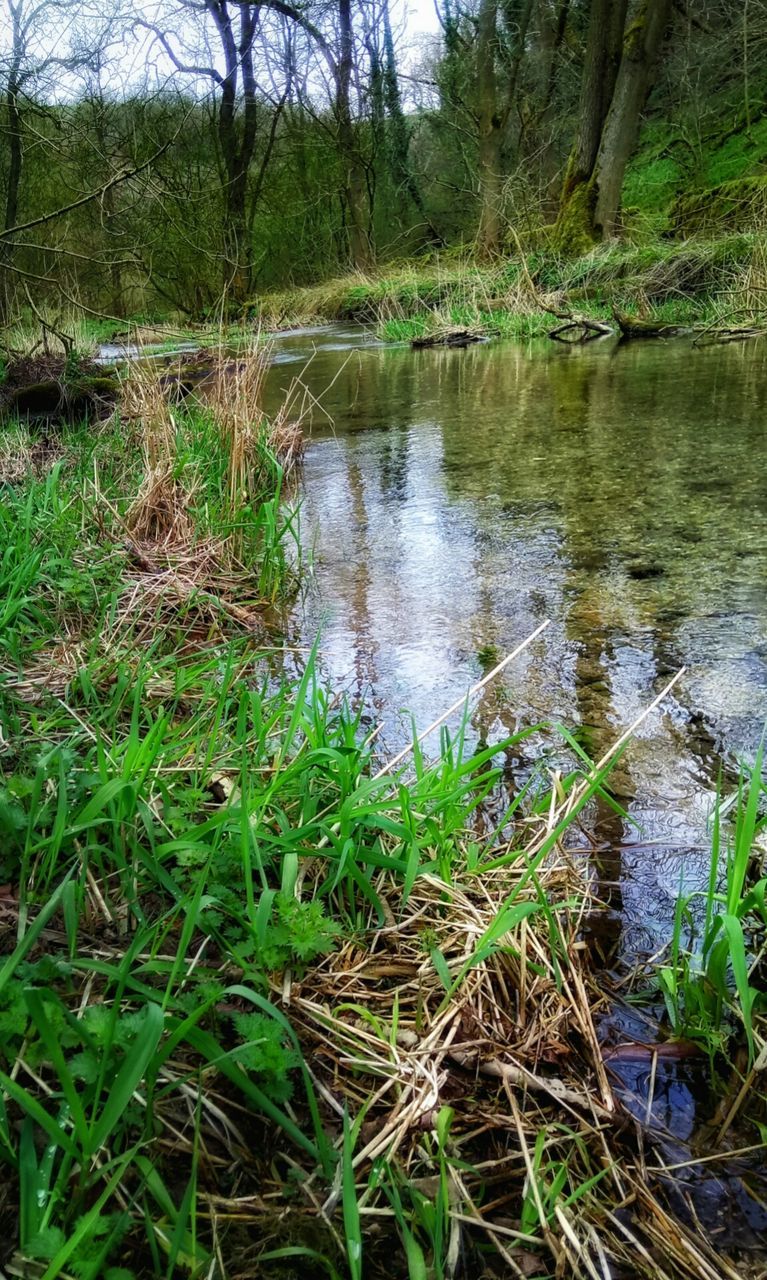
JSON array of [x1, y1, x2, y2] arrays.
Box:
[[373, 619, 551, 781]]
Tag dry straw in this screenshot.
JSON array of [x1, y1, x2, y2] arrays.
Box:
[[112, 336, 305, 641]]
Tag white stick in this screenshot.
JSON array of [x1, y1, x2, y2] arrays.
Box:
[[372, 619, 551, 780], [591, 667, 686, 775]]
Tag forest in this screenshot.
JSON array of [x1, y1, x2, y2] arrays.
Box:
[[2, 3, 767, 1280], [1, 0, 767, 325]]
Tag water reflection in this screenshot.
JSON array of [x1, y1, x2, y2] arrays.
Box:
[[263, 327, 767, 951]]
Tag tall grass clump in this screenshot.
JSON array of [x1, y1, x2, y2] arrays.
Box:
[[119, 340, 304, 604], [655, 751, 767, 1066], [251, 236, 766, 345], [0, 597, 633, 1279]]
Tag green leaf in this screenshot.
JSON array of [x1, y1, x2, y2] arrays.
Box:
[[91, 1003, 164, 1150], [430, 947, 452, 992], [342, 1110, 362, 1280], [24, 1226, 66, 1260]]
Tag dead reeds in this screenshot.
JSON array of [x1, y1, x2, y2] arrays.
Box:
[[208, 665, 762, 1280], [111, 337, 303, 639], [280, 797, 758, 1280]]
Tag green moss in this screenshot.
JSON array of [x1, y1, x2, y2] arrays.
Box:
[[552, 181, 600, 257], [622, 153, 682, 232], [703, 115, 767, 189]]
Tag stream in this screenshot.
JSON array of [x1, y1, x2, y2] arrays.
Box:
[[263, 327, 767, 1242], [262, 324, 767, 962]]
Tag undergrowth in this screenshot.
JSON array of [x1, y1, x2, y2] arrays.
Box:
[[0, 347, 765, 1279], [252, 234, 767, 345]]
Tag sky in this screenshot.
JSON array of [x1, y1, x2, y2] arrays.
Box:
[[401, 0, 441, 38]]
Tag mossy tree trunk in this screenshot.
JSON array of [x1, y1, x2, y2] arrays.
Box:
[[553, 0, 627, 254], [476, 0, 534, 258], [212, 1, 260, 303], [554, 0, 672, 252], [592, 0, 674, 237]]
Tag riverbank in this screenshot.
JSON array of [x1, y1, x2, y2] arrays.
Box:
[[250, 232, 766, 344], [2, 232, 765, 362], [0, 344, 765, 1279]]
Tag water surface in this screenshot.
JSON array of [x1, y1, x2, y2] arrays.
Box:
[[263, 326, 767, 952]]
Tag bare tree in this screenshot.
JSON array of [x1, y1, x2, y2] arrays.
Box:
[[0, 0, 103, 316]]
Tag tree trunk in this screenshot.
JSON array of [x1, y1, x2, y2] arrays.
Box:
[[553, 0, 627, 252], [0, 81, 22, 323], [536, 0, 572, 199], [1, 2, 25, 323], [381, 0, 442, 247], [209, 0, 260, 304], [592, 0, 673, 236], [3, 86, 22, 237], [476, 0, 503, 257], [336, 0, 373, 270]]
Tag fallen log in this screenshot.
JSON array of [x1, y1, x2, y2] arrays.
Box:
[[548, 317, 615, 343], [0, 357, 118, 425], [411, 328, 487, 349], [693, 324, 767, 346], [544, 305, 615, 343], [612, 308, 692, 339]]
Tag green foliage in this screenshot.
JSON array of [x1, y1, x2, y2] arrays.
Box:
[[0, 415, 587, 1271], [703, 116, 767, 191], [229, 1010, 300, 1100], [653, 754, 767, 1064]]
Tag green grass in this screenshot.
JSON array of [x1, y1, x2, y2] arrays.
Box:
[[5, 230, 764, 362], [1, 355, 766, 1277], [0, 378, 593, 1276], [250, 234, 766, 347], [653, 751, 767, 1066], [0, 559, 600, 1273]]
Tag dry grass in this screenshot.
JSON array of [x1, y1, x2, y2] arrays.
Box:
[[217, 674, 760, 1280], [275, 785, 758, 1280], [190, 337, 305, 479], [2, 639, 87, 702], [0, 423, 63, 484], [118, 544, 266, 642], [110, 340, 301, 643], [124, 467, 196, 548]]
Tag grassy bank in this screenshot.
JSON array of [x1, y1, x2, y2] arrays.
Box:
[[3, 232, 765, 359], [251, 233, 767, 344], [0, 349, 766, 1278]]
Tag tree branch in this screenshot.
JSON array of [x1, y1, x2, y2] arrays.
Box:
[[0, 140, 172, 243], [133, 20, 225, 83]]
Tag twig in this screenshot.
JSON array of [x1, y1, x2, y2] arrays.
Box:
[[449, 1048, 612, 1120], [373, 620, 551, 779]]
